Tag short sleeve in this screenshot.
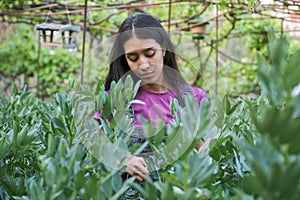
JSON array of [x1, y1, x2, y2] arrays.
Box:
[[191, 87, 209, 105], [94, 111, 101, 120]]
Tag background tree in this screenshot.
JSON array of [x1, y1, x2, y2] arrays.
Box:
[[1, 0, 299, 98]]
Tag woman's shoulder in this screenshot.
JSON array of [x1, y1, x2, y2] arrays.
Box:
[[190, 86, 209, 102]]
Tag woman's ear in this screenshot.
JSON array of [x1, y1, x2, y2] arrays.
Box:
[[162, 46, 166, 57], [161, 42, 167, 57]]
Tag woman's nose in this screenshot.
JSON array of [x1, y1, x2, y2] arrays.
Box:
[[138, 56, 150, 70], [139, 63, 150, 70]]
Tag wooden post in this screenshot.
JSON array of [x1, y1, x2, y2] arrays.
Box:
[[81, 0, 88, 87], [36, 32, 41, 97], [215, 3, 219, 97]]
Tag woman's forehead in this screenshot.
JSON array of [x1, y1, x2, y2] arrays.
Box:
[[123, 37, 161, 54]]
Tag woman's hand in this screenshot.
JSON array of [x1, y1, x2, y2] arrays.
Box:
[[196, 140, 204, 150], [125, 156, 150, 182]]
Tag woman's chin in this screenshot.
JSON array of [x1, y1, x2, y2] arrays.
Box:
[[141, 78, 158, 85]]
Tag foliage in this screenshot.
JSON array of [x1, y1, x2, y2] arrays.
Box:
[[0, 0, 29, 10], [0, 36, 299, 199], [219, 60, 258, 96], [0, 85, 128, 200], [0, 24, 81, 97], [1, 0, 300, 198], [213, 13, 281, 96], [0, 0, 292, 98], [239, 34, 300, 200]]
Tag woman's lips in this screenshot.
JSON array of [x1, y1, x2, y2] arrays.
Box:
[[140, 71, 154, 79]]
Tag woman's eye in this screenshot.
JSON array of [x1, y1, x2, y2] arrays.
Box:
[[127, 55, 138, 62], [145, 50, 155, 58]]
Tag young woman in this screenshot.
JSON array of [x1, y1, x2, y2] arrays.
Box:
[[101, 14, 208, 182]]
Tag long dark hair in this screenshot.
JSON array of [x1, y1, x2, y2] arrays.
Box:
[[104, 14, 188, 95]]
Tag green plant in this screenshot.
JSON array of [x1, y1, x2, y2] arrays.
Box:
[[0, 24, 81, 97], [1, 34, 299, 199], [239, 35, 300, 199]]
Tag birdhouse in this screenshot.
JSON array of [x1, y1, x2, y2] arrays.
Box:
[[188, 17, 209, 40], [35, 23, 80, 49]]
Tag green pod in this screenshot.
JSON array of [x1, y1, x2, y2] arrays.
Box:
[[47, 133, 56, 156]]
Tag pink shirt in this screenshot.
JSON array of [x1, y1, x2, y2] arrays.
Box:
[[131, 87, 208, 127], [94, 87, 208, 127]]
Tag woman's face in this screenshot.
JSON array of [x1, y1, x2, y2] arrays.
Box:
[[123, 36, 166, 85]]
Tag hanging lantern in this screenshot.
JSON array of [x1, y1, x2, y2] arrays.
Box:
[[188, 17, 209, 40], [35, 23, 81, 49]]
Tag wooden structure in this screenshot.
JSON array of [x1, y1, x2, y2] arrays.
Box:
[[35, 23, 80, 49], [188, 17, 209, 40]]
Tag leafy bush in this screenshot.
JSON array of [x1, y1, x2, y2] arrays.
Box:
[[0, 35, 299, 199], [0, 24, 81, 97]]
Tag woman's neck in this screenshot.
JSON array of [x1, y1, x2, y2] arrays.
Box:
[[142, 83, 169, 93]]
